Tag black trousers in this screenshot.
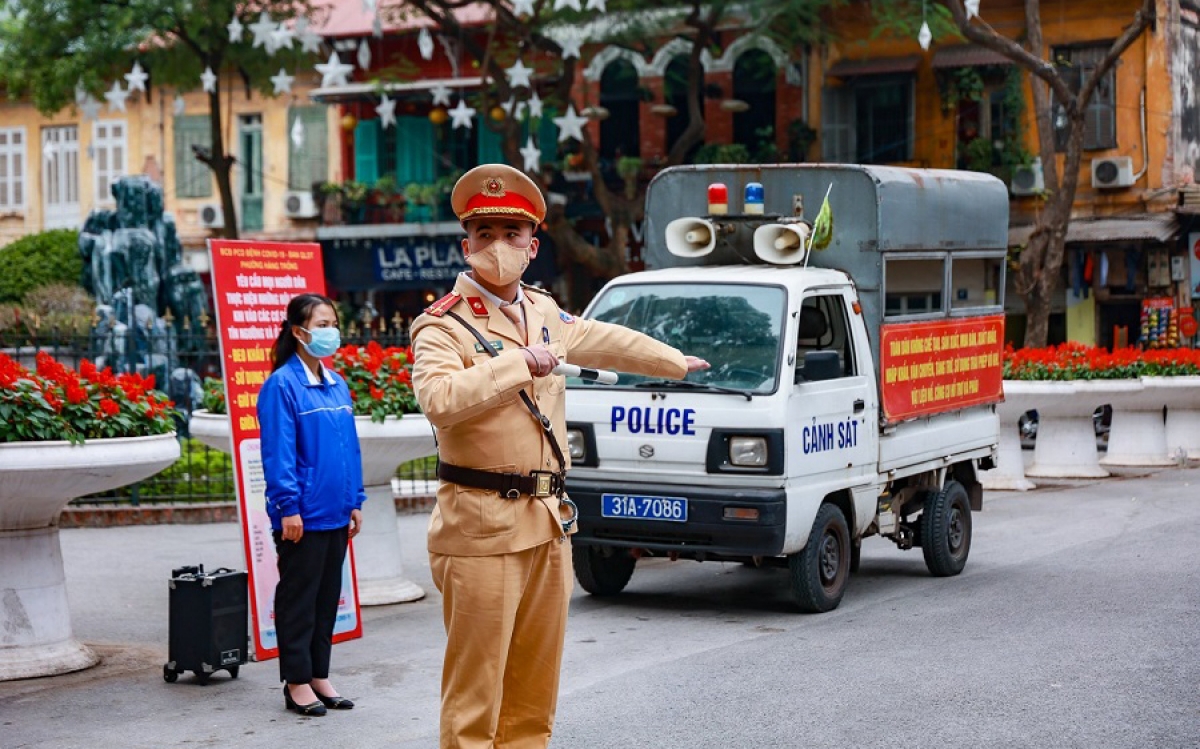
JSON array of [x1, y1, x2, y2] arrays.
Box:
[[273, 525, 349, 684]]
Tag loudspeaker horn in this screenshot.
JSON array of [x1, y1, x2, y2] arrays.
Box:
[[752, 222, 812, 265], [665, 217, 718, 258]]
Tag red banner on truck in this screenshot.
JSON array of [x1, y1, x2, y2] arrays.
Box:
[[879, 315, 1005, 423], [207, 239, 362, 661]]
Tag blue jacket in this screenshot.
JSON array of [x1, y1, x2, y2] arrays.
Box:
[[258, 355, 367, 531]]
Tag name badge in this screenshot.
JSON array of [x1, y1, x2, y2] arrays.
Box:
[[474, 340, 505, 353]]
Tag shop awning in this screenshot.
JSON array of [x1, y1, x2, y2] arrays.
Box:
[[931, 44, 1013, 69], [309, 76, 485, 103], [1008, 213, 1180, 246], [825, 55, 921, 78]]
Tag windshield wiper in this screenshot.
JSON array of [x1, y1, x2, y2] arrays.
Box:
[[634, 380, 754, 401]]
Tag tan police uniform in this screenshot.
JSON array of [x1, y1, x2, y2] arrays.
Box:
[[410, 164, 688, 749]]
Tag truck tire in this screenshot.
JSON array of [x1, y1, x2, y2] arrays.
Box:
[[788, 503, 851, 613], [572, 543, 636, 596], [921, 480, 972, 577]]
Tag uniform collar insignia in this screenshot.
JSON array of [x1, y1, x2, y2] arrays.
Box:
[[466, 296, 489, 317]]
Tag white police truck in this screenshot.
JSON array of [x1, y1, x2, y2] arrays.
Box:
[[563, 164, 1007, 612]]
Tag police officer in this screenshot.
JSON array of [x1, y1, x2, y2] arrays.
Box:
[[410, 164, 708, 749]]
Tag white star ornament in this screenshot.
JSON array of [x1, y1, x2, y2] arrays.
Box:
[[201, 66, 218, 93], [430, 83, 453, 107], [315, 52, 354, 88], [227, 16, 244, 43], [513, 0, 536, 16], [586, 0, 606, 10], [553, 104, 587, 142], [249, 13, 276, 50], [449, 98, 476, 130], [554, 0, 582, 10], [104, 81, 129, 112], [506, 59, 533, 89], [124, 62, 149, 93], [377, 94, 397, 129], [527, 91, 544, 119], [270, 68, 294, 96], [520, 137, 541, 173]]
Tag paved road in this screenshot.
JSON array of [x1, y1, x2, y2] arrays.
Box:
[[3, 466, 1198, 748]]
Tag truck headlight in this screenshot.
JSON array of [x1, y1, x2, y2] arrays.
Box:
[[566, 429, 586, 460], [729, 436, 768, 467]]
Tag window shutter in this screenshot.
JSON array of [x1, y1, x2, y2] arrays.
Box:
[[396, 116, 435, 185], [477, 121, 504, 165], [821, 86, 854, 162], [288, 107, 329, 191], [173, 115, 212, 198], [354, 119, 380, 184]]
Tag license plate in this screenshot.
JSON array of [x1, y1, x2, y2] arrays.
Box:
[[601, 493, 687, 522]]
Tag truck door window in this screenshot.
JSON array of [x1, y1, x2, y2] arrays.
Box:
[[950, 254, 1005, 313], [797, 294, 856, 380]]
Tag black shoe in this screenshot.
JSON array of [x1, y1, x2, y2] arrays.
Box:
[[284, 684, 327, 716], [314, 691, 355, 710]]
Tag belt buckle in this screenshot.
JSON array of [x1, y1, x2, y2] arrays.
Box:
[[532, 471, 554, 497]]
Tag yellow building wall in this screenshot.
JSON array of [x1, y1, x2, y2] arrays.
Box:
[[0, 68, 337, 251]]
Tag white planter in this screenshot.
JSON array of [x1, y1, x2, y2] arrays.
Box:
[[0, 433, 180, 681], [187, 409, 232, 453], [1101, 379, 1173, 467], [1150, 376, 1200, 460], [1003, 380, 1123, 479], [185, 410, 437, 606], [979, 386, 1036, 492]]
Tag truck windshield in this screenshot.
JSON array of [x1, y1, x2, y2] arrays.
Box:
[[577, 282, 786, 393]]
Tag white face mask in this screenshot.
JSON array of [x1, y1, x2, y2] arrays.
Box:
[[467, 240, 531, 286]]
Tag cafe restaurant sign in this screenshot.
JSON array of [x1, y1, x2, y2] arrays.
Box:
[[372, 236, 467, 283]]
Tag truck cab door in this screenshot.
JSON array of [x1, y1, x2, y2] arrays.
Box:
[[787, 291, 877, 490]]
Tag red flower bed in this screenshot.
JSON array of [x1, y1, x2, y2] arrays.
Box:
[[0, 352, 176, 444], [1003, 342, 1200, 380]]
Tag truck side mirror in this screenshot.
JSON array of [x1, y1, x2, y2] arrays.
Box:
[[798, 350, 841, 383]]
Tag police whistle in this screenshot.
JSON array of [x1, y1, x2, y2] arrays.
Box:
[[552, 362, 619, 385]]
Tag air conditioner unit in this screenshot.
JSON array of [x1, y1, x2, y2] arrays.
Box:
[[1011, 158, 1044, 196], [1092, 156, 1135, 189], [198, 203, 224, 229], [284, 190, 318, 219]]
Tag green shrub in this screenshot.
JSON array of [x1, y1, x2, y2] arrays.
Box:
[[112, 437, 235, 501], [0, 230, 83, 303]]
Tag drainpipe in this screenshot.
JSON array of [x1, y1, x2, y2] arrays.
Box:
[[1132, 88, 1149, 182]]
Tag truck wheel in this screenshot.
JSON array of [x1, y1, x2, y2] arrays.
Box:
[[921, 481, 972, 577], [788, 503, 851, 613], [572, 543, 636, 596]]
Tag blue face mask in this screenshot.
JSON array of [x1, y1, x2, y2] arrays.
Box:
[[298, 326, 341, 358]]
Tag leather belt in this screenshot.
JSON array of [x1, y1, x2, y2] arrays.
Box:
[[438, 462, 564, 499]]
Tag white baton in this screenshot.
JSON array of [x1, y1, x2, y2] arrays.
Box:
[[552, 362, 619, 385]]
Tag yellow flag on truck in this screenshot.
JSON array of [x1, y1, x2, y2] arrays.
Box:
[[810, 186, 833, 250]]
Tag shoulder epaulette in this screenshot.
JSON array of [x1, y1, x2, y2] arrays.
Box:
[[424, 291, 462, 317]]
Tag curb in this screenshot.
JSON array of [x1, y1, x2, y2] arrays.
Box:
[[59, 496, 436, 528]]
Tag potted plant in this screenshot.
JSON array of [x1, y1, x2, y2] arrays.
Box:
[[0, 352, 179, 680], [317, 181, 344, 224], [340, 181, 369, 224], [372, 175, 406, 224], [189, 342, 435, 605]]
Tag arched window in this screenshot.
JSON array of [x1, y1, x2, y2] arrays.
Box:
[[732, 49, 777, 160], [599, 59, 641, 161], [664, 55, 703, 159]]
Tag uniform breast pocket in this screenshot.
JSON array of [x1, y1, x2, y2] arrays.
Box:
[[448, 463, 518, 538], [546, 341, 568, 394]]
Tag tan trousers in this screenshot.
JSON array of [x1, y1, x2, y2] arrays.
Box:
[[430, 539, 573, 749]]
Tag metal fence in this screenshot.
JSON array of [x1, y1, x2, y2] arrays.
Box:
[[2, 322, 437, 506]]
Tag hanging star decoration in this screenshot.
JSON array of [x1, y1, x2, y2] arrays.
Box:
[[291, 117, 305, 148], [520, 136, 542, 173], [104, 81, 129, 112], [377, 94, 397, 129], [80, 95, 101, 121], [527, 91, 544, 119], [558, 32, 583, 60], [270, 68, 294, 96], [418, 28, 434, 61], [918, 20, 932, 50], [506, 59, 534, 89], [227, 15, 244, 43], [124, 62, 149, 93], [297, 17, 323, 54], [361, 0, 377, 11], [373, 14, 384, 38], [316, 51, 354, 88], [512, 0, 536, 16], [553, 104, 587, 142], [448, 98, 476, 129], [272, 24, 295, 52], [201, 66, 218, 93], [249, 13, 277, 50], [585, 0, 606, 10], [173, 95, 186, 116], [554, 0, 582, 10], [501, 97, 527, 120], [430, 83, 453, 107], [965, 0, 981, 19], [357, 39, 372, 70]]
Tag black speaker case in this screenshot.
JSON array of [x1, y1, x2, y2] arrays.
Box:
[[164, 566, 248, 685]]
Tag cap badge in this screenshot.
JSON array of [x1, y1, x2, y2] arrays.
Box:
[[482, 177, 506, 197]]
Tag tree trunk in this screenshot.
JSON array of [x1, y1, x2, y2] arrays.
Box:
[[203, 82, 238, 239]]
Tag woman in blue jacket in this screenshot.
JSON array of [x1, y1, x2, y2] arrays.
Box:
[[259, 293, 366, 717]]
